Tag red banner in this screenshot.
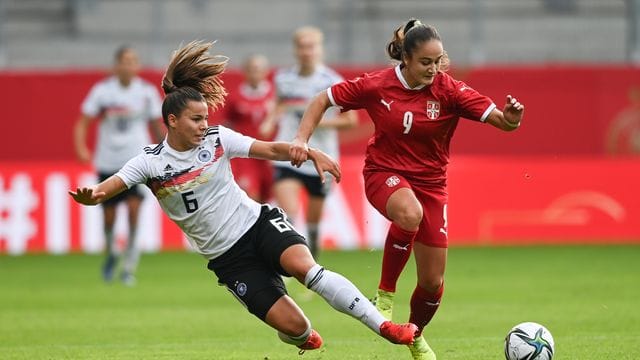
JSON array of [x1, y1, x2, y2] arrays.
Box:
[[448, 156, 640, 244], [2, 65, 640, 162], [1, 156, 637, 255]]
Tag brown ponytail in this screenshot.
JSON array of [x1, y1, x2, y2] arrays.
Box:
[[161, 41, 228, 124], [386, 25, 405, 61], [161, 40, 227, 108]]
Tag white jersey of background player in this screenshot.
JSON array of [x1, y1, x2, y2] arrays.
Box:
[[272, 64, 343, 175], [262, 27, 357, 260], [73, 46, 164, 286], [81, 69, 163, 172]]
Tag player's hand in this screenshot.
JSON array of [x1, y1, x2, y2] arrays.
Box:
[[68, 186, 105, 206], [503, 95, 524, 128], [308, 148, 341, 184], [289, 137, 309, 167]]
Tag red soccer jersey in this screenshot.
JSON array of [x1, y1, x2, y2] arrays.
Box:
[[224, 81, 275, 139], [328, 66, 495, 185]]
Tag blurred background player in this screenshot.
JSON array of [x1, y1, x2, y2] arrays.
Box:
[[261, 26, 357, 259], [289, 19, 524, 360], [69, 41, 419, 353], [223, 54, 276, 202], [73, 45, 165, 285]]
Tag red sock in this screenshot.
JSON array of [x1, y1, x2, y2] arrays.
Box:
[[409, 283, 444, 336], [378, 224, 417, 292]]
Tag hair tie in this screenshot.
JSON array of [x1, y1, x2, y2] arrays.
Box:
[[406, 20, 423, 34]]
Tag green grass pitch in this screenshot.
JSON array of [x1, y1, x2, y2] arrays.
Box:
[[1, 245, 639, 359]]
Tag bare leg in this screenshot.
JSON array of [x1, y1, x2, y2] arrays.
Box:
[[305, 196, 325, 259], [101, 204, 117, 282], [264, 295, 311, 337], [122, 196, 143, 284], [273, 179, 302, 222]]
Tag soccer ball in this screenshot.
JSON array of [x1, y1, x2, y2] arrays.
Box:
[[504, 322, 555, 360]]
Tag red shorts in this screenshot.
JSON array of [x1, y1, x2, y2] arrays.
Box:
[[364, 171, 449, 248], [231, 158, 273, 202]]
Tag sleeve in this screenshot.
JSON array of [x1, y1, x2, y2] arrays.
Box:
[[218, 125, 256, 159], [146, 84, 163, 120], [452, 79, 496, 123], [80, 83, 103, 117], [327, 74, 371, 112], [115, 154, 150, 189]]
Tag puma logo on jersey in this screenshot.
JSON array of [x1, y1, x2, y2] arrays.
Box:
[[380, 99, 394, 111], [440, 227, 448, 237], [392, 243, 410, 251], [459, 85, 469, 92]]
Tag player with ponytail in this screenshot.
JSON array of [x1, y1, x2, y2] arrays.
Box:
[[290, 19, 524, 359]]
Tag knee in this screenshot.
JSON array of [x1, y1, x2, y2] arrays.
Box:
[[280, 314, 310, 336], [419, 277, 443, 294], [392, 206, 423, 231]]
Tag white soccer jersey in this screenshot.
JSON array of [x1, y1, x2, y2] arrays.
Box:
[[115, 125, 262, 260], [81, 76, 163, 173], [273, 65, 342, 176]]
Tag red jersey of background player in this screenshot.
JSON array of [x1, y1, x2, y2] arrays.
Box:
[[225, 81, 275, 139], [328, 65, 495, 186]]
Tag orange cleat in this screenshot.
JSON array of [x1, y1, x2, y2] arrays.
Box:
[[297, 329, 323, 354], [379, 321, 418, 345]]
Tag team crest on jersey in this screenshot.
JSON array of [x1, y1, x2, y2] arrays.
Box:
[[385, 176, 401, 187], [426, 100, 440, 120], [197, 149, 212, 163]]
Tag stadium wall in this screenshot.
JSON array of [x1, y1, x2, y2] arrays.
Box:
[[0, 65, 639, 160], [1, 65, 639, 254]]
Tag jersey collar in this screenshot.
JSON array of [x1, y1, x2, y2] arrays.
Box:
[[395, 65, 425, 91]]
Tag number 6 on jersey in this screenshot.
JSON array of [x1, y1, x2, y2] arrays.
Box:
[[181, 191, 199, 213]]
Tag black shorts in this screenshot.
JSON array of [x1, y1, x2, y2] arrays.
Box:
[[273, 166, 331, 198], [207, 205, 308, 320], [98, 172, 144, 206]]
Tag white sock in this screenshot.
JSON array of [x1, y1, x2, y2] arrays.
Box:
[[277, 326, 311, 346], [304, 264, 386, 334]]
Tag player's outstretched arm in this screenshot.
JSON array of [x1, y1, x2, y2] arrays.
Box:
[[486, 95, 525, 132], [249, 140, 341, 183], [68, 176, 127, 206]]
